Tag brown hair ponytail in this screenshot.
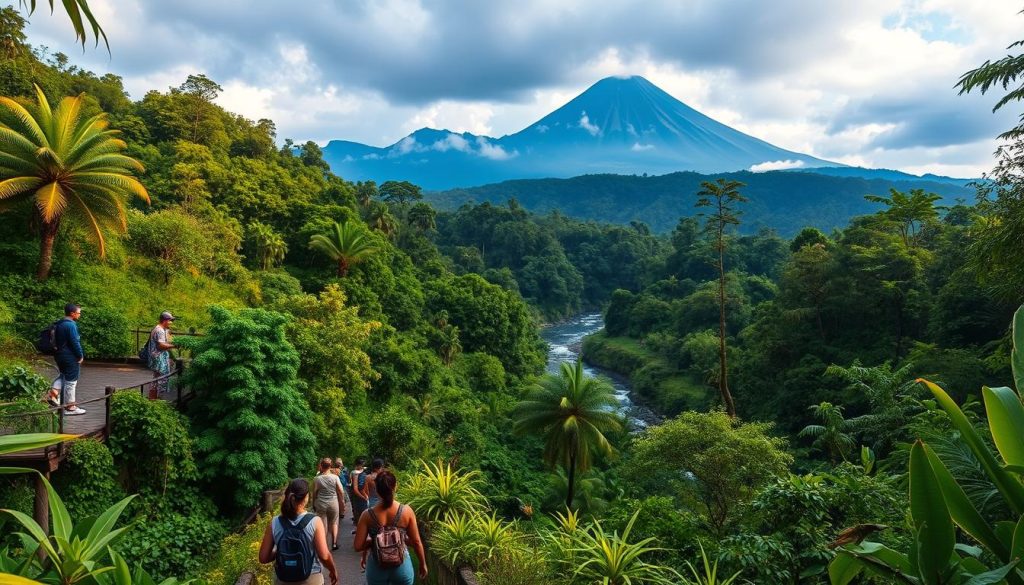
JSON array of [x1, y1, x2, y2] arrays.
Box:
[[376, 470, 397, 507], [281, 478, 309, 520]]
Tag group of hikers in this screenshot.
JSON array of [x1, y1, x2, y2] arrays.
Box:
[[259, 457, 429, 585], [42, 303, 178, 413]]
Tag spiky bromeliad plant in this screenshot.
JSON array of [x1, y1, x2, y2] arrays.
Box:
[[570, 511, 681, 585], [403, 459, 485, 524], [0, 85, 149, 279], [829, 305, 1024, 585]]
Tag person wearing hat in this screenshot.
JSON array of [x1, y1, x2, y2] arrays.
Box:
[[146, 311, 177, 399]]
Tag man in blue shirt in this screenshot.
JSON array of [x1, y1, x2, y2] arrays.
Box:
[[47, 303, 87, 415]]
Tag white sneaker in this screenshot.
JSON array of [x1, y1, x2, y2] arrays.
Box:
[[65, 407, 87, 416]]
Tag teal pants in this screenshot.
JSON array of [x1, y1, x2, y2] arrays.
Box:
[[365, 554, 414, 585]]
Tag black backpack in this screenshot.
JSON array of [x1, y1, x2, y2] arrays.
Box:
[[35, 320, 62, 355], [274, 514, 316, 582]]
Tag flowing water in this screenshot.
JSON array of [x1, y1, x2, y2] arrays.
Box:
[[540, 312, 662, 429]]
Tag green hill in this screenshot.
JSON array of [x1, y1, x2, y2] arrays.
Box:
[[428, 170, 975, 235]]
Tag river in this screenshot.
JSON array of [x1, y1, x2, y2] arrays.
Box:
[[540, 312, 662, 429]]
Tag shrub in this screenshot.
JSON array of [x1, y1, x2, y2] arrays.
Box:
[[477, 547, 550, 585], [107, 391, 197, 496], [52, 438, 126, 521], [183, 305, 316, 512], [118, 509, 227, 581], [76, 303, 131, 357], [201, 514, 273, 585], [0, 363, 48, 401]]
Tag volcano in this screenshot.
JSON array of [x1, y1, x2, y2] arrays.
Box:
[[321, 75, 837, 190]]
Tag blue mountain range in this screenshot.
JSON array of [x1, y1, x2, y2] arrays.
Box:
[[322, 75, 845, 190]]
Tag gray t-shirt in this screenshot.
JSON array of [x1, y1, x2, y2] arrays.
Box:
[[314, 473, 341, 507], [271, 513, 322, 575]]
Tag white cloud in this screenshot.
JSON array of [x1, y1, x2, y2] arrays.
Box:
[[750, 159, 805, 172], [578, 111, 601, 136], [476, 137, 517, 160], [432, 133, 471, 152], [631, 142, 655, 151]]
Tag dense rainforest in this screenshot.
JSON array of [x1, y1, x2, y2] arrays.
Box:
[[4, 4, 1024, 585]]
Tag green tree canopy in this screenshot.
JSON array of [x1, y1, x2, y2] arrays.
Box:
[[182, 306, 316, 512]]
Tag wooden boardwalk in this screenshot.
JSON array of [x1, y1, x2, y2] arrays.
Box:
[[40, 360, 175, 435], [0, 360, 181, 465]]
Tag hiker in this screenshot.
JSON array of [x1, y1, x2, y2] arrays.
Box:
[[354, 469, 428, 584], [311, 458, 345, 551], [349, 457, 369, 529], [47, 303, 86, 415], [259, 478, 338, 585], [332, 458, 351, 520], [146, 311, 176, 399], [364, 458, 385, 510]]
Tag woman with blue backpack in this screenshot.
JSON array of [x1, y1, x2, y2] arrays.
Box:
[[259, 478, 339, 585]]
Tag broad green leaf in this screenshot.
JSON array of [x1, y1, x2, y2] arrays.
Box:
[[83, 494, 136, 559], [964, 559, 1022, 585], [984, 386, 1024, 466], [921, 379, 1024, 514], [1012, 515, 1024, 561], [42, 474, 72, 542], [1013, 304, 1024, 392], [0, 432, 76, 455], [923, 443, 1007, 560], [0, 575, 46, 585], [910, 441, 954, 584], [852, 542, 915, 574], [828, 553, 862, 585]]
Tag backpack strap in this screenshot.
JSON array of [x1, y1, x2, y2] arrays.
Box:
[[391, 505, 405, 527], [295, 513, 315, 531], [366, 507, 381, 531]]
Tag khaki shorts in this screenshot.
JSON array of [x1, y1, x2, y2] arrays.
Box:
[[315, 500, 339, 528]]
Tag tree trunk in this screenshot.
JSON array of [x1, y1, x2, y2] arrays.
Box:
[[566, 451, 577, 510], [37, 220, 60, 280], [716, 223, 736, 418], [337, 257, 349, 278]]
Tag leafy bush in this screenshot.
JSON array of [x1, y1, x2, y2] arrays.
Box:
[[183, 305, 316, 511], [53, 438, 126, 520], [118, 510, 226, 581], [76, 303, 131, 357], [201, 513, 273, 585], [477, 547, 550, 585], [0, 363, 48, 400], [108, 391, 197, 496]]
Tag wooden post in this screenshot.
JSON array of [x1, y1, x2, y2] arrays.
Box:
[[104, 386, 114, 440], [34, 468, 49, 558]]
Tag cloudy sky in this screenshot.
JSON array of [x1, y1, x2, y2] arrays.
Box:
[[21, 0, 1024, 177]]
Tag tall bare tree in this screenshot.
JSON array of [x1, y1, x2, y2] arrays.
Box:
[[695, 178, 747, 417]]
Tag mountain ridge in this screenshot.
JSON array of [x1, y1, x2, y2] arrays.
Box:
[[426, 169, 976, 237]]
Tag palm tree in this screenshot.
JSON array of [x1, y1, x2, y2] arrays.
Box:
[[438, 324, 462, 366], [514, 360, 622, 509], [0, 86, 149, 280], [18, 0, 107, 50], [407, 201, 436, 233], [250, 221, 287, 270], [308, 220, 378, 277], [799, 402, 856, 463], [695, 178, 746, 417], [367, 202, 398, 239]]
